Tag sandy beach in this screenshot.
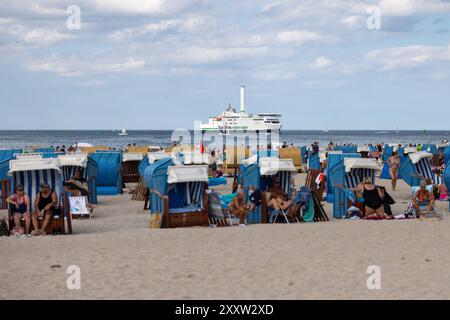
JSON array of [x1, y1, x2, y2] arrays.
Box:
[[1, 174, 449, 300]]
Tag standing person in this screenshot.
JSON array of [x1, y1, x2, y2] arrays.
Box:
[[208, 150, 218, 177], [6, 186, 31, 236], [388, 151, 401, 191]]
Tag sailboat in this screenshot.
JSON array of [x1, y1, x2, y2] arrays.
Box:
[[118, 124, 128, 136], [395, 124, 400, 134]]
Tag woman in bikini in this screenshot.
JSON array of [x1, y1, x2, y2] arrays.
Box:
[[388, 151, 401, 191], [6, 185, 31, 236]]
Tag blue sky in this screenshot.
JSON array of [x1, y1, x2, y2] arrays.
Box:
[[0, 0, 450, 130]]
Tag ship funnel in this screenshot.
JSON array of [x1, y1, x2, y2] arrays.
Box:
[[240, 86, 246, 113]]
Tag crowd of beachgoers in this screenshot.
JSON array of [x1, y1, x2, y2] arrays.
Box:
[[1, 137, 449, 238]]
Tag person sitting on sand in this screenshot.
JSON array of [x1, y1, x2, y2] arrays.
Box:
[[6, 185, 31, 236], [31, 183, 59, 235], [388, 151, 401, 191], [413, 181, 435, 219], [352, 178, 391, 219], [228, 191, 251, 225]]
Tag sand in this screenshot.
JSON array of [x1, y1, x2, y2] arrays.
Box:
[[1, 175, 450, 300]]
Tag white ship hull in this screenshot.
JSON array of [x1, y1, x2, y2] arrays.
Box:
[[201, 86, 282, 133], [201, 123, 282, 132]]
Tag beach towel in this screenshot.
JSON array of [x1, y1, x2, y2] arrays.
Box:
[[302, 198, 315, 223]]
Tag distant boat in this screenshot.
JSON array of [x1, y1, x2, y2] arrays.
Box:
[[322, 127, 329, 133], [376, 131, 389, 134], [118, 124, 128, 136]]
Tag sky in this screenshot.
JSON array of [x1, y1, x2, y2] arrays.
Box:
[[0, 0, 450, 130]]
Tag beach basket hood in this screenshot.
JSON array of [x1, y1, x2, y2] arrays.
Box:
[[148, 151, 170, 164], [344, 158, 381, 173], [409, 152, 433, 165], [259, 157, 297, 176], [8, 158, 61, 176], [57, 154, 88, 168], [167, 165, 209, 184], [122, 153, 144, 162]]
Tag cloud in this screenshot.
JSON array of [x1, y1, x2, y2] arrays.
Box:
[[309, 56, 333, 69], [26, 54, 146, 76], [364, 44, 450, 70], [378, 0, 450, 17], [276, 30, 322, 46], [6, 25, 74, 46], [340, 15, 363, 28]]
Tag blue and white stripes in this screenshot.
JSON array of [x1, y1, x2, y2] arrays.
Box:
[[12, 169, 62, 212], [415, 158, 437, 183], [345, 168, 375, 188], [186, 182, 204, 207], [277, 171, 291, 196]]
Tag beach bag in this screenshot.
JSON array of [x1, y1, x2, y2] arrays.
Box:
[[149, 213, 162, 229], [249, 189, 262, 206], [0, 219, 9, 236]]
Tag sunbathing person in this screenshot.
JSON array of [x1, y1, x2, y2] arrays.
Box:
[[267, 178, 289, 210], [32, 183, 59, 235], [6, 185, 31, 236], [413, 181, 435, 219], [352, 178, 391, 219], [228, 191, 251, 225], [63, 169, 94, 212]]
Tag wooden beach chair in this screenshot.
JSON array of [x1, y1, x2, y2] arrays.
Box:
[[0, 179, 11, 210], [305, 169, 326, 201], [7, 158, 72, 235]]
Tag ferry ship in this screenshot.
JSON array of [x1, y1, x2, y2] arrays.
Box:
[[200, 86, 282, 134]]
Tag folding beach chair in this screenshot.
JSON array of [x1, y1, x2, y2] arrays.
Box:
[[208, 193, 240, 227], [69, 196, 91, 219]]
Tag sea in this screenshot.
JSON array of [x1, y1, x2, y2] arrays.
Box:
[[0, 130, 449, 150]]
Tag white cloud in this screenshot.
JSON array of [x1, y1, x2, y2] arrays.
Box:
[[378, 0, 450, 16], [26, 54, 146, 76], [309, 56, 333, 69], [1, 23, 74, 47], [109, 20, 179, 41], [340, 15, 362, 28], [276, 30, 322, 46], [365, 44, 450, 70]]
